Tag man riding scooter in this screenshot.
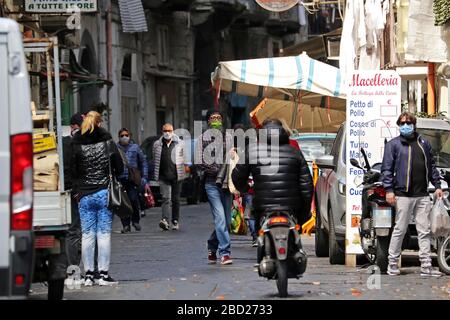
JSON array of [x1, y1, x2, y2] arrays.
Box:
[[231, 119, 313, 295]]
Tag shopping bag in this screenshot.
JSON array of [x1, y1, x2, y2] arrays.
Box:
[[430, 198, 450, 237], [231, 195, 247, 235], [143, 184, 156, 208]]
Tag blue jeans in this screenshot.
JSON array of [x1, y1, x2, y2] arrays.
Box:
[[119, 179, 140, 227], [79, 189, 113, 273], [205, 183, 232, 257]]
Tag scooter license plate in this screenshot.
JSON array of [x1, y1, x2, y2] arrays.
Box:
[[373, 207, 392, 228]]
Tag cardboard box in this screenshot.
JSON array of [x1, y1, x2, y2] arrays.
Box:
[[33, 132, 57, 154], [34, 151, 59, 191]]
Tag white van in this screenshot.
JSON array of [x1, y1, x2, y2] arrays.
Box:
[[0, 18, 34, 298]]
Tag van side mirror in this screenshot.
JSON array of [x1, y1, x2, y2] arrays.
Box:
[[315, 155, 335, 170], [350, 158, 362, 169]]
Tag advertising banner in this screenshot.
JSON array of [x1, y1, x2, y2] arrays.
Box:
[[346, 70, 401, 254], [25, 0, 97, 13]]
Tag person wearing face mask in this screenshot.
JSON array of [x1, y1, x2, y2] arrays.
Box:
[[116, 128, 149, 233], [153, 123, 188, 231], [381, 112, 443, 277], [195, 111, 235, 265]]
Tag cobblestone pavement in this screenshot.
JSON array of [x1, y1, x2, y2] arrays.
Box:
[[30, 203, 450, 300]]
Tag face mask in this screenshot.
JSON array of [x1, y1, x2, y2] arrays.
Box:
[[399, 124, 414, 137], [209, 120, 223, 130], [120, 136, 130, 144], [163, 132, 173, 140]]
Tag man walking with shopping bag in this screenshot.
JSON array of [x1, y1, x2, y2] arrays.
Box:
[[381, 112, 443, 277]]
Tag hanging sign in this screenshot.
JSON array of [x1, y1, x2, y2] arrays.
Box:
[[255, 0, 299, 12], [345, 70, 401, 255], [25, 0, 98, 13]]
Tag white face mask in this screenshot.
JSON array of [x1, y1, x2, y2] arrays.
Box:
[[163, 132, 173, 140], [120, 136, 130, 144]]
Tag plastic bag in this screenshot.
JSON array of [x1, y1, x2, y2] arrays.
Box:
[[143, 184, 155, 208], [231, 195, 247, 235], [430, 198, 450, 237]]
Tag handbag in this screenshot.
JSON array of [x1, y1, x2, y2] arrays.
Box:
[[106, 142, 133, 219], [128, 166, 142, 186]]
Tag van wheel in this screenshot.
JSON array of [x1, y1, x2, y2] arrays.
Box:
[[48, 279, 64, 300], [315, 203, 329, 257], [328, 206, 345, 265]]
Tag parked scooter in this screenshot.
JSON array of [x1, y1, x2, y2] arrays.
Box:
[[350, 148, 394, 273], [257, 210, 307, 297]]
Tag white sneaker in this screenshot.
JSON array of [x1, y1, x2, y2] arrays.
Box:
[[99, 272, 118, 286], [387, 264, 401, 276], [84, 276, 94, 286], [420, 266, 443, 277]]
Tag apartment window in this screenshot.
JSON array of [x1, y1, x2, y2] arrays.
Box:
[[157, 25, 169, 66]]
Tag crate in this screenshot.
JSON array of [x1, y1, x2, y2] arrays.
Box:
[[33, 132, 57, 154]]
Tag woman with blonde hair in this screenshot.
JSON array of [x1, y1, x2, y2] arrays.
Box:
[[71, 111, 124, 286]]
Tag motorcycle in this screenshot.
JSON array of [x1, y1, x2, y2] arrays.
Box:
[[350, 148, 394, 273], [256, 210, 307, 297]]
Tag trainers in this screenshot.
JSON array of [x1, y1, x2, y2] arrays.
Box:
[[121, 225, 131, 234], [159, 218, 170, 231], [208, 250, 217, 264], [252, 239, 258, 247], [172, 220, 179, 230], [99, 271, 118, 286], [84, 271, 95, 286], [221, 255, 233, 265], [387, 264, 401, 276], [420, 266, 443, 277], [132, 223, 142, 232], [140, 211, 146, 218]]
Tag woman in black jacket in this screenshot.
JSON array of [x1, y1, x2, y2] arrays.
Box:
[[71, 111, 124, 286]]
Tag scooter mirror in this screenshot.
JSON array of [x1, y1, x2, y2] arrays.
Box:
[[354, 175, 364, 187], [350, 158, 362, 169]]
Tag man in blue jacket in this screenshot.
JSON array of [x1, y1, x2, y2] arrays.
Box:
[[117, 128, 149, 233], [381, 112, 443, 277]]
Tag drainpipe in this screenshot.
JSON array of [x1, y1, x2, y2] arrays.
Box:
[[427, 62, 436, 115], [106, 2, 112, 130]]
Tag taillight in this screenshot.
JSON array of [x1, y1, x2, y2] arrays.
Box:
[[10, 133, 33, 230], [373, 186, 386, 198], [268, 216, 289, 226]]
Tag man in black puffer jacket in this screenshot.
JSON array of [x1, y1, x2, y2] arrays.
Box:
[[232, 119, 313, 229]]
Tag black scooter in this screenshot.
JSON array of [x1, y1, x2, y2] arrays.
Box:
[[350, 148, 394, 273], [256, 210, 307, 297]]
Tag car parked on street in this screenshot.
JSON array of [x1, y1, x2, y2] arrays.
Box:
[[290, 132, 336, 174], [314, 118, 450, 265]]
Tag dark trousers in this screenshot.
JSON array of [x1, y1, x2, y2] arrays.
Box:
[[160, 180, 181, 222], [120, 179, 141, 227], [66, 195, 98, 273], [66, 195, 81, 266]]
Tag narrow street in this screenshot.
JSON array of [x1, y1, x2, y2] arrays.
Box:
[[30, 203, 450, 300]]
